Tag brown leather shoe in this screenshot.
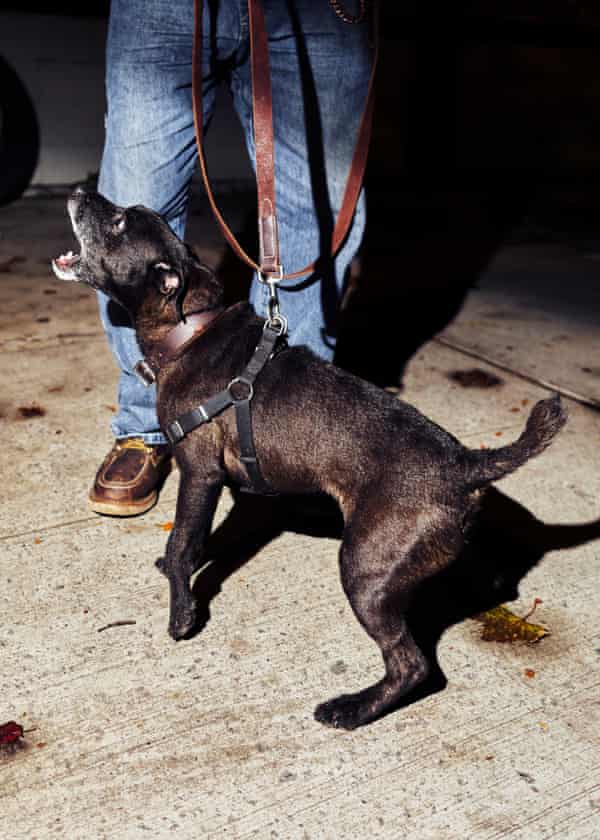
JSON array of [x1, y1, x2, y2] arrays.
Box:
[[89, 438, 172, 516]]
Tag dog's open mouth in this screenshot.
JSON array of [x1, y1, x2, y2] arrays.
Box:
[[52, 250, 81, 281]]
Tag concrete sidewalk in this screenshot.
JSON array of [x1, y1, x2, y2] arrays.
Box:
[[1, 196, 599, 839]]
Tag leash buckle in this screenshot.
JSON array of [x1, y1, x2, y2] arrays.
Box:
[[165, 419, 185, 446], [259, 264, 284, 286]]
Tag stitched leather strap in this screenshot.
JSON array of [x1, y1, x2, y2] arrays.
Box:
[[134, 308, 226, 385], [248, 0, 280, 276], [152, 309, 225, 363], [192, 0, 378, 280]]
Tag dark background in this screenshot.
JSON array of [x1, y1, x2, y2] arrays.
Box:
[[339, 2, 600, 382], [3, 1, 109, 14], [3, 2, 599, 384]]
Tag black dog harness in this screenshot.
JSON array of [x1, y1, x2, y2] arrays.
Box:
[[142, 319, 283, 495]]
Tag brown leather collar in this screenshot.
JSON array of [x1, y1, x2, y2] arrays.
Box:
[[134, 307, 225, 386]]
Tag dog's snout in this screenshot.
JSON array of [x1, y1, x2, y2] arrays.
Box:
[[69, 185, 87, 206], [68, 185, 84, 210], [67, 186, 96, 229]]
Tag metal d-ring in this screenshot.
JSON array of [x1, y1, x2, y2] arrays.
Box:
[[264, 312, 288, 336], [227, 376, 254, 403]]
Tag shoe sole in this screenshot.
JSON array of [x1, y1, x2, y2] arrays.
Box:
[[88, 490, 158, 517]]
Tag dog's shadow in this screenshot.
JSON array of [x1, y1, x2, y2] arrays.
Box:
[[190, 488, 600, 712], [190, 491, 343, 630]]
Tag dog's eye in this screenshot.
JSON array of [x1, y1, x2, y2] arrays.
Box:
[[112, 214, 126, 235]]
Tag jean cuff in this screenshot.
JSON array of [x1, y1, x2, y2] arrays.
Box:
[[112, 430, 168, 446]]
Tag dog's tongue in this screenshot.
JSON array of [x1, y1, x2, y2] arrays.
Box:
[[52, 250, 80, 281], [55, 250, 79, 269]]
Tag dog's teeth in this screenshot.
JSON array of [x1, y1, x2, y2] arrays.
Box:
[[56, 251, 80, 267]]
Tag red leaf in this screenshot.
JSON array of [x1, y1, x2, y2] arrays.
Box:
[[0, 721, 24, 746]]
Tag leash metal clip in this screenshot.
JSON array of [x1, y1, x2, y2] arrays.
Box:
[[260, 265, 288, 336]]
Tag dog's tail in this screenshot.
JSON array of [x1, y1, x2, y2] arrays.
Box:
[[464, 394, 567, 489]]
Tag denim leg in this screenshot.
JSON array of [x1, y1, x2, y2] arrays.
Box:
[[232, 0, 372, 360], [97, 0, 371, 445], [97, 0, 240, 441]]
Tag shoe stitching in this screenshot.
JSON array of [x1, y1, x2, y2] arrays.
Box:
[[94, 443, 169, 492], [97, 459, 157, 491]]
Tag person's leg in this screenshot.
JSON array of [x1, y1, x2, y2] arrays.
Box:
[[91, 0, 241, 515], [230, 1, 373, 360], [98, 0, 242, 441]]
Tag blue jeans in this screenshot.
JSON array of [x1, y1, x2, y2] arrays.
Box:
[[98, 0, 371, 443]]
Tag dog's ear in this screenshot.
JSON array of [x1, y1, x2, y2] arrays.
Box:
[[152, 262, 181, 297], [183, 247, 224, 307]]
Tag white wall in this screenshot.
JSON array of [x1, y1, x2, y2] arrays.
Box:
[[0, 12, 252, 188]]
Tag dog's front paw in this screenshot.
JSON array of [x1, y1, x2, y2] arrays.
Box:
[[155, 556, 167, 576], [314, 694, 366, 730], [168, 603, 197, 641], [314, 686, 382, 730]]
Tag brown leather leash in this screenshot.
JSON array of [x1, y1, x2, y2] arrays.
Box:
[[145, 1, 378, 492], [192, 0, 378, 284]]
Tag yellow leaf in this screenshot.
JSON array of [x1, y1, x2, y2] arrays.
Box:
[[474, 605, 549, 644]]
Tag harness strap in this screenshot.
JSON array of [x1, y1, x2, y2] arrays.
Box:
[[235, 397, 273, 495], [165, 390, 233, 445], [164, 324, 282, 494]]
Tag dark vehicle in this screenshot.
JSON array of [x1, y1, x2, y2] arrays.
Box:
[[0, 3, 109, 204], [0, 56, 39, 206]]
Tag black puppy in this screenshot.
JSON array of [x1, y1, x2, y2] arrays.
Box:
[[53, 188, 567, 729]]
